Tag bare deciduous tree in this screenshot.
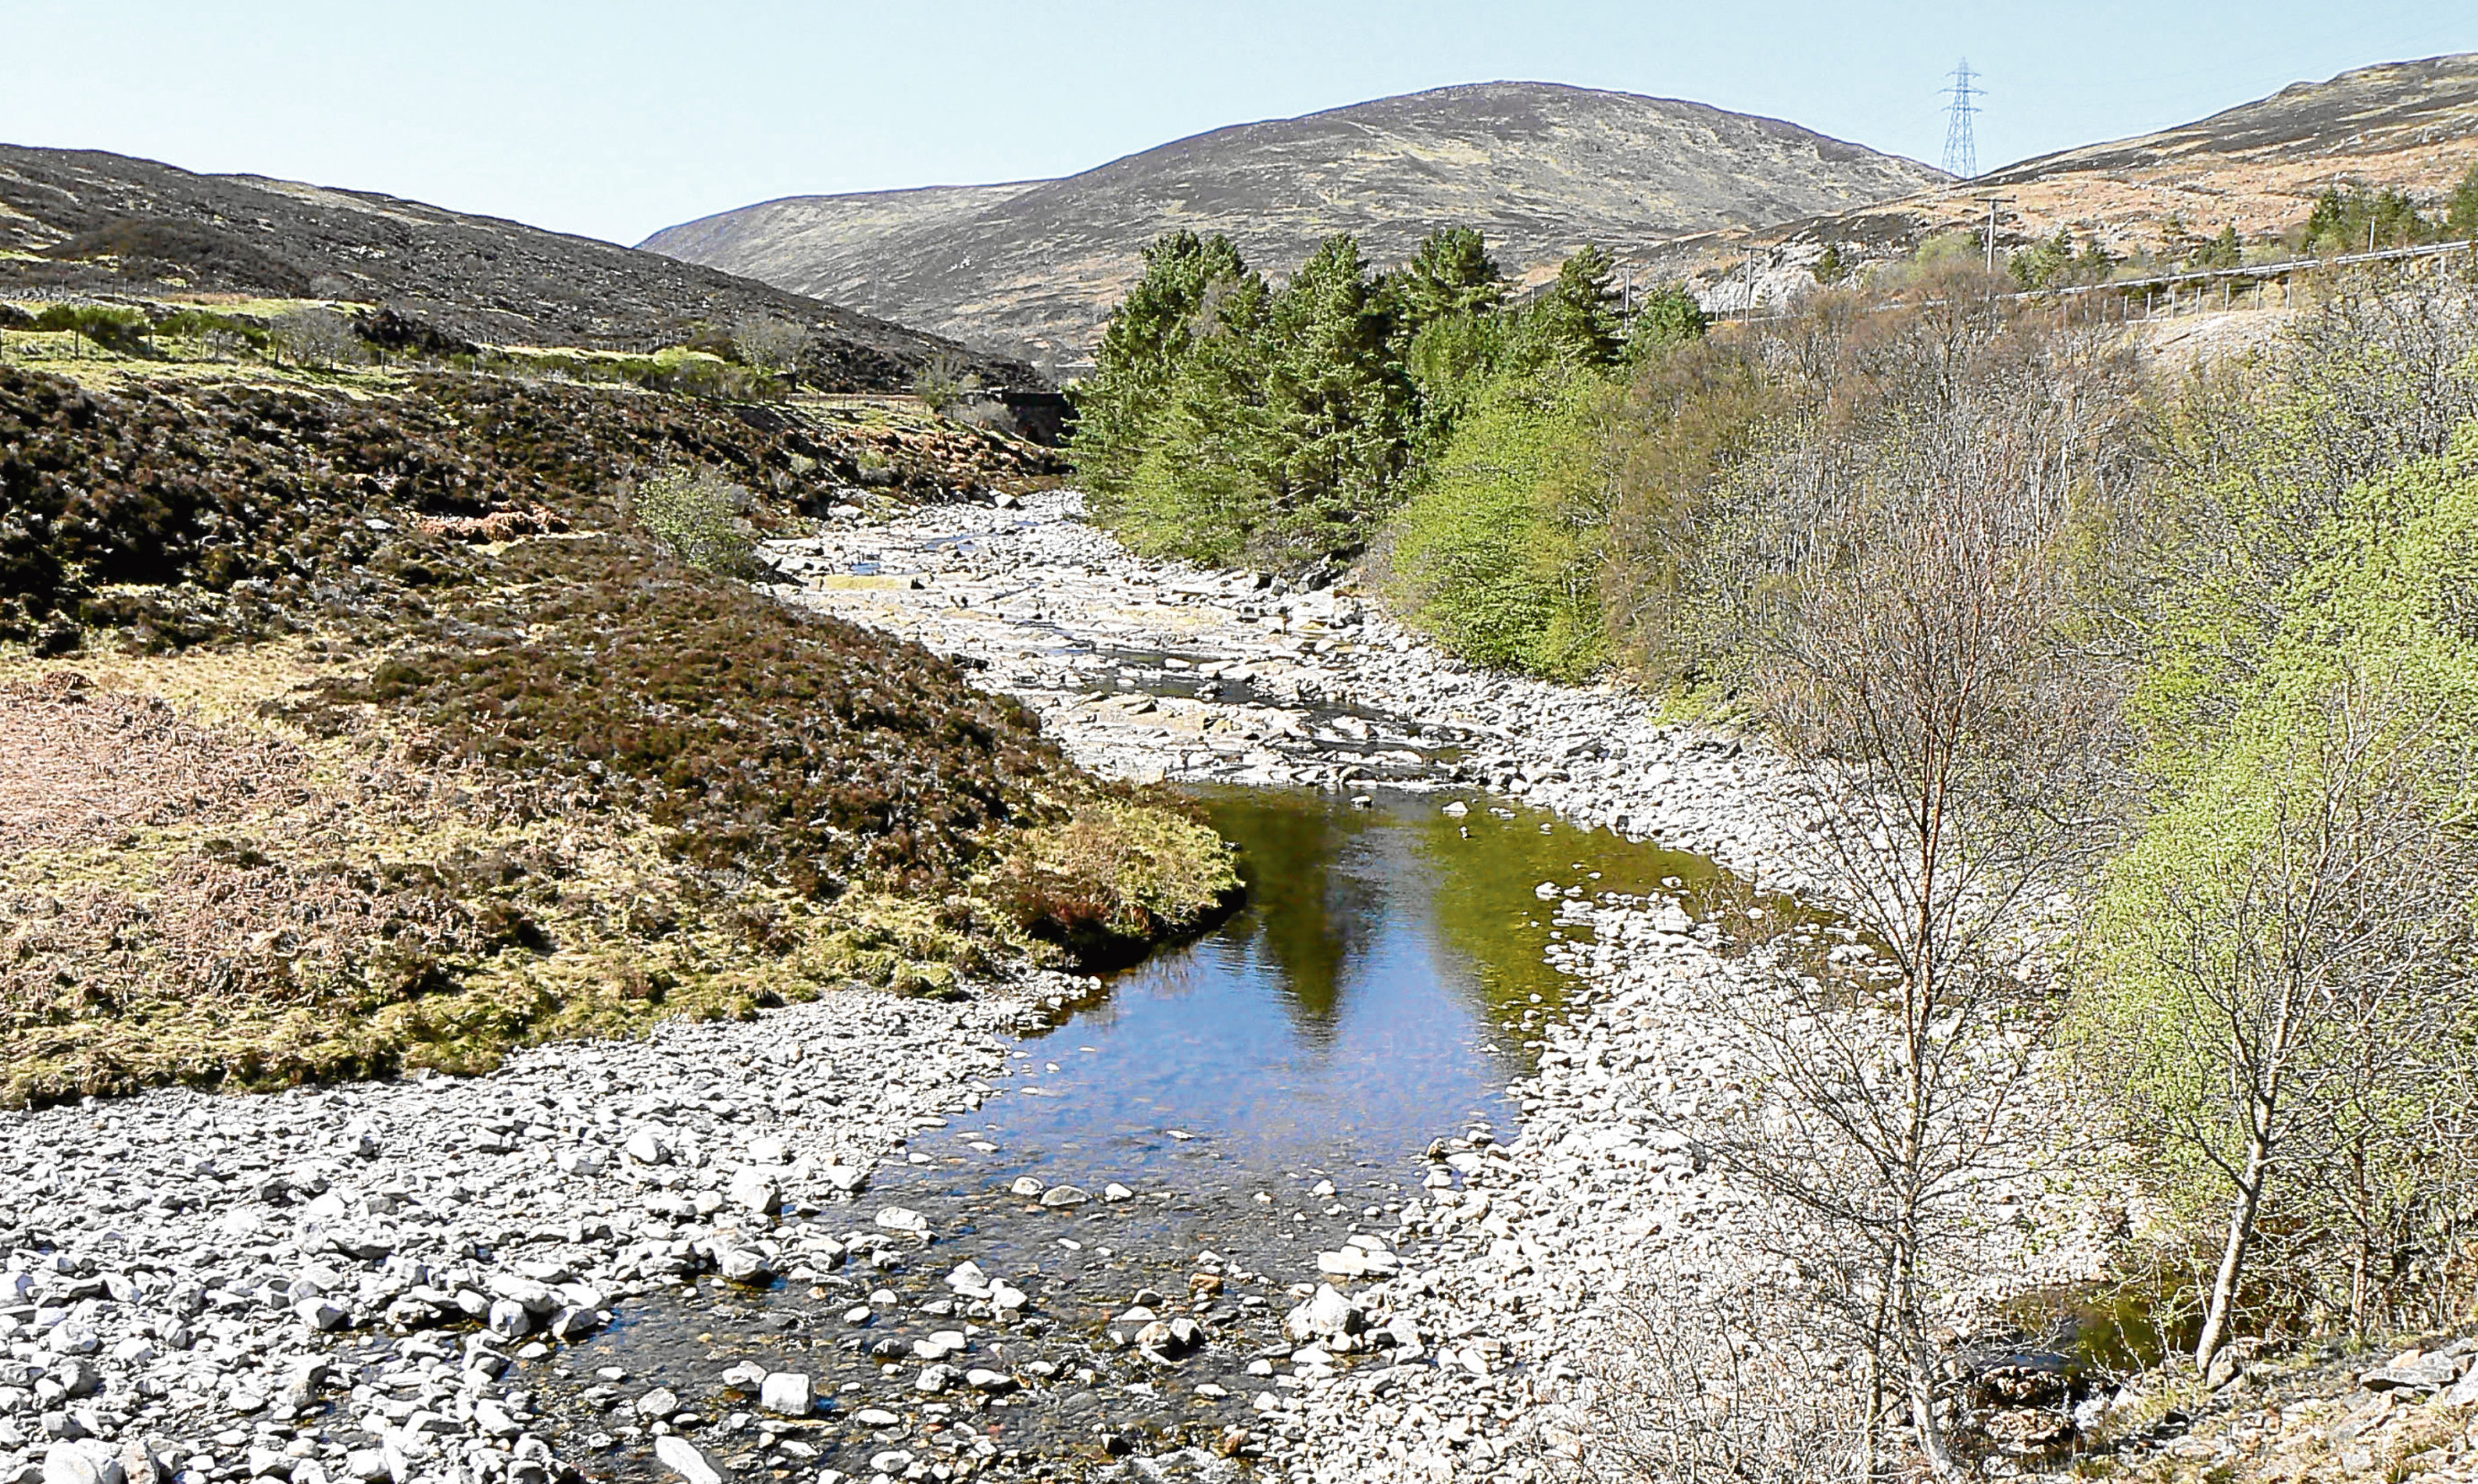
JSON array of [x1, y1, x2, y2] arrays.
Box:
[[1695, 292, 2131, 1477], [268, 306, 358, 369], [1565, 1283, 1868, 1484], [729, 315, 812, 377]]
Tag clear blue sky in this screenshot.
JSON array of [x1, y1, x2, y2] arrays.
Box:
[[7, 1, 2472, 247]]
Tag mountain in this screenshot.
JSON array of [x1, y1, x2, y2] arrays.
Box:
[[0, 143, 1046, 393], [1707, 53, 2478, 291], [640, 82, 1947, 371]]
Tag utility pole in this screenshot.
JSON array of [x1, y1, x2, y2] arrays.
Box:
[[1979, 195, 2017, 273], [1943, 60, 1982, 180]]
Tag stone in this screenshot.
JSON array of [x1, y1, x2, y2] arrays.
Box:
[[1102, 1184, 1135, 1203], [486, 1298, 532, 1339], [1008, 1178, 1044, 1198], [854, 1408, 900, 1428], [1038, 1185, 1090, 1209], [652, 1436, 719, 1484], [965, 1368, 1018, 1393], [292, 1298, 349, 1332], [990, 1282, 1028, 1313], [726, 1167, 780, 1216], [914, 1364, 957, 1395], [279, 1358, 330, 1406], [874, 1207, 929, 1235], [2363, 1350, 2464, 1392], [943, 1262, 991, 1297], [1284, 1285, 1362, 1343], [43, 1443, 122, 1484], [716, 1248, 771, 1284], [623, 1131, 672, 1166], [635, 1387, 681, 1419], [757, 1373, 812, 1417]]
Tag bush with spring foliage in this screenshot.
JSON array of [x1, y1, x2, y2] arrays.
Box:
[[32, 303, 152, 357], [630, 466, 758, 575], [1380, 366, 1612, 679]]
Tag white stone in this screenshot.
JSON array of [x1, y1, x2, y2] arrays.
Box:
[[652, 1436, 719, 1484], [757, 1373, 812, 1417]]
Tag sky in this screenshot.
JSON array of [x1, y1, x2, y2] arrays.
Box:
[[7, 1, 2474, 247]]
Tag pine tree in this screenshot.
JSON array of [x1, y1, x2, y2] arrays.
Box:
[[1623, 286, 1708, 363], [1384, 226, 1506, 333], [1071, 231, 1256, 500], [1258, 235, 1412, 559], [1119, 272, 1278, 562], [1512, 244, 1626, 370]]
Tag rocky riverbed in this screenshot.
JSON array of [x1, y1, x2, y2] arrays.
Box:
[[763, 493, 1817, 896], [6, 492, 2090, 1484]]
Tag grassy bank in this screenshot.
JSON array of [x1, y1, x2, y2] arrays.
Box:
[[0, 355, 1229, 1107]]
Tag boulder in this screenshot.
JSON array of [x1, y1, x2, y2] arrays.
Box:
[[43, 1444, 123, 1484], [1283, 1284, 1363, 1343], [2363, 1349, 2465, 1392], [726, 1167, 780, 1216]]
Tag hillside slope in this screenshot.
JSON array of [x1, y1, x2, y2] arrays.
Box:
[[642, 82, 1945, 369], [1690, 52, 2478, 294], [0, 143, 1046, 391]]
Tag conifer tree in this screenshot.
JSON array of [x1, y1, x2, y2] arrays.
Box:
[[1512, 244, 1626, 370], [1071, 231, 1256, 500], [1384, 226, 1506, 333], [1259, 235, 1412, 558]]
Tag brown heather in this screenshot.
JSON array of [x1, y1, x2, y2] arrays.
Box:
[[0, 363, 1224, 1105]]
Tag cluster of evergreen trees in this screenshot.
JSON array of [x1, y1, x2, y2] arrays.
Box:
[[1069, 228, 1705, 569]]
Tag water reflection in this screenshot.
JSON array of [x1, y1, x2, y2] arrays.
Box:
[[947, 787, 1746, 1189], [1209, 790, 1372, 1035]]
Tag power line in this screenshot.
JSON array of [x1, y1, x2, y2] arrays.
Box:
[[1943, 59, 1981, 181]]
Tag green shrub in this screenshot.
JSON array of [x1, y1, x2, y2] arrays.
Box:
[[1381, 366, 1612, 680], [32, 303, 152, 356], [630, 467, 757, 575], [911, 348, 982, 415]]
